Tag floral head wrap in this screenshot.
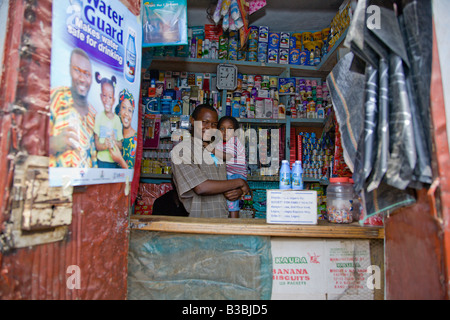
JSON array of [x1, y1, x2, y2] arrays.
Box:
[[115, 88, 135, 115]]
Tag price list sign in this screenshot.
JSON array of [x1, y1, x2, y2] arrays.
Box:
[[266, 190, 318, 225]]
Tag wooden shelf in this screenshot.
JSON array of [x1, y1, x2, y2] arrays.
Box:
[[144, 30, 348, 79], [237, 118, 287, 125], [130, 215, 384, 240]]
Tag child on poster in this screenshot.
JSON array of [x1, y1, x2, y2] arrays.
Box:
[[94, 72, 124, 168]]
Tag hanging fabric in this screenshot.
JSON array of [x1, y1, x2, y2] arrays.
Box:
[[327, 0, 433, 223]]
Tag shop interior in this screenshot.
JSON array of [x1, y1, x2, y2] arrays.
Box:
[[134, 0, 365, 225], [125, 0, 431, 300]]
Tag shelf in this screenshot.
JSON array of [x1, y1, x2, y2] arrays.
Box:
[[140, 173, 328, 186], [237, 118, 287, 125], [247, 176, 328, 185], [145, 30, 348, 79], [130, 215, 384, 240], [237, 117, 326, 127], [289, 118, 326, 127]]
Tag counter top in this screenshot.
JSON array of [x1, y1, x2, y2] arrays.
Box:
[[130, 215, 384, 240]]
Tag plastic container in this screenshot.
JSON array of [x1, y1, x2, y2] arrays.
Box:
[[279, 160, 291, 190], [292, 161, 303, 190], [326, 177, 354, 224]]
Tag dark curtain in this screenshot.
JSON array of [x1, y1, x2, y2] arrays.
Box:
[[327, 0, 433, 222]]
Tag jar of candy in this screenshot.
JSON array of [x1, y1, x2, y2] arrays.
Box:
[[326, 177, 354, 224]]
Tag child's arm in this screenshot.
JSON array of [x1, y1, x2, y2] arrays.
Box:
[[95, 133, 109, 151]]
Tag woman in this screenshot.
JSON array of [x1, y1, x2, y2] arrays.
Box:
[[110, 89, 137, 169]]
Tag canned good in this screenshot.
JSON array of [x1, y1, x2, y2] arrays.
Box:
[[302, 32, 312, 43]]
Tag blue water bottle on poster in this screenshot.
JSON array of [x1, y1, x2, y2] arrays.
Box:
[[125, 28, 137, 83]]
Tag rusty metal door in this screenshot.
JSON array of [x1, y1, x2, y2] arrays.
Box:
[[0, 0, 142, 300]]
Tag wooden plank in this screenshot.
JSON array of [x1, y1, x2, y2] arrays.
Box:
[[130, 215, 384, 239]]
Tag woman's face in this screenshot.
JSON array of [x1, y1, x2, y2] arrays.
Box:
[[119, 98, 134, 129]]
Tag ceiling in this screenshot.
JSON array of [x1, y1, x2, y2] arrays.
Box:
[[187, 0, 346, 32]]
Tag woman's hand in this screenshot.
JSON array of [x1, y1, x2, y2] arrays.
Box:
[[109, 143, 128, 169]]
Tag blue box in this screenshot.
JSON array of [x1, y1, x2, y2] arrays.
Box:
[[268, 32, 280, 49], [258, 26, 269, 43], [280, 32, 290, 48], [289, 49, 301, 65], [268, 48, 279, 64], [257, 42, 268, 63]]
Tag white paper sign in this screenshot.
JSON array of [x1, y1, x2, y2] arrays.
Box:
[[271, 239, 374, 300], [266, 190, 318, 225]]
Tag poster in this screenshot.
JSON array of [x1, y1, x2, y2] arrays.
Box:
[[49, 0, 142, 187], [271, 239, 374, 300]]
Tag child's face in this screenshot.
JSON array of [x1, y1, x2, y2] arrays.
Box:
[[101, 83, 115, 113], [219, 119, 235, 142]]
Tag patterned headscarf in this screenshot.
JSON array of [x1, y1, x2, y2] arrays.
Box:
[[115, 88, 135, 115]]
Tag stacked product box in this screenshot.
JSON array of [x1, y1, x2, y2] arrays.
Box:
[[247, 26, 259, 62], [297, 131, 334, 180], [147, 3, 354, 65]]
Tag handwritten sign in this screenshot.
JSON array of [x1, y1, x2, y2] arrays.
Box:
[[266, 190, 318, 225]]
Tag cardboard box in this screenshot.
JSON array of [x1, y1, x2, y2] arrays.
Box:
[[266, 190, 318, 225]]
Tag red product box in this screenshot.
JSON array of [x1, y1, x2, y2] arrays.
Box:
[[297, 134, 303, 162]]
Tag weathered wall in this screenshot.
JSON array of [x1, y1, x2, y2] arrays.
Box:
[[0, 0, 140, 300]]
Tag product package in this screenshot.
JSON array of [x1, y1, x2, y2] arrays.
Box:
[[143, 0, 188, 47]]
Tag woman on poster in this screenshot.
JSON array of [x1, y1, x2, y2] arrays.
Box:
[[109, 88, 138, 169]]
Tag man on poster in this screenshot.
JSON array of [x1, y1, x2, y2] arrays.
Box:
[[49, 48, 98, 168]]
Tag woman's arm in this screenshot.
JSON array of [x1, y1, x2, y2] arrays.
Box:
[[109, 144, 128, 169]]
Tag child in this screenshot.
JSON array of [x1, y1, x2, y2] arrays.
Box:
[[94, 72, 123, 168], [208, 116, 248, 218]]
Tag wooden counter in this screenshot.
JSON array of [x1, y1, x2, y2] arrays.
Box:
[[130, 215, 384, 240]]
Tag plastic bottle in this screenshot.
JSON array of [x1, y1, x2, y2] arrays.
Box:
[[292, 160, 303, 190], [225, 96, 232, 116], [125, 28, 137, 83], [314, 46, 321, 65], [326, 177, 354, 224], [309, 49, 315, 66], [279, 160, 292, 190]]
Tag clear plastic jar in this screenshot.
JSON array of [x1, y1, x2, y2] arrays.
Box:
[[326, 177, 354, 224]]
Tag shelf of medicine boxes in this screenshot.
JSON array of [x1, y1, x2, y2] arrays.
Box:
[[144, 30, 348, 79]]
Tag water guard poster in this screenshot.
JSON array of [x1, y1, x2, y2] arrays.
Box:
[[49, 0, 142, 187]]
